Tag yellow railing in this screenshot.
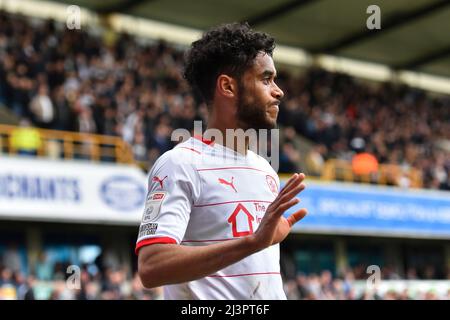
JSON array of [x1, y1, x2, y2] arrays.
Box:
[[0, 124, 134, 164], [0, 124, 424, 188], [321, 159, 423, 188]]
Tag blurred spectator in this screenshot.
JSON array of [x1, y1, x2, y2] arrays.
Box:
[[132, 132, 148, 162], [406, 267, 419, 280], [424, 265, 437, 280], [9, 118, 42, 156], [29, 84, 54, 128], [351, 138, 379, 183], [424, 290, 439, 300], [95, 246, 121, 274], [399, 289, 411, 300], [284, 279, 300, 300], [305, 144, 327, 176], [2, 243, 22, 274], [16, 274, 35, 300], [35, 252, 53, 281], [295, 273, 311, 299], [0, 268, 17, 299], [279, 142, 301, 173]]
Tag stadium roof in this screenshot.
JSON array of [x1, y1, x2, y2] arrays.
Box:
[[3, 0, 450, 93]]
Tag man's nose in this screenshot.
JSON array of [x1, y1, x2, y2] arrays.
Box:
[[272, 83, 284, 100]]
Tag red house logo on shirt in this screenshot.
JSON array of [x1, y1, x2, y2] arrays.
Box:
[[228, 203, 254, 237]]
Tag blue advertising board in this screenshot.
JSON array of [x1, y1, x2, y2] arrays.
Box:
[[282, 180, 450, 238]]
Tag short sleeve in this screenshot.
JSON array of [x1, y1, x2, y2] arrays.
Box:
[[135, 150, 200, 254]]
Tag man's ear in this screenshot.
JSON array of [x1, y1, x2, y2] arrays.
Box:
[[216, 75, 237, 99]]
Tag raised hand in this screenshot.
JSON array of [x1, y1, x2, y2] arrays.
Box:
[[252, 173, 308, 249]]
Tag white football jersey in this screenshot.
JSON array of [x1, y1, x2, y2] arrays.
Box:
[[135, 137, 286, 300]]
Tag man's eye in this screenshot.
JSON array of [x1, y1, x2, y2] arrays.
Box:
[[263, 78, 271, 84]]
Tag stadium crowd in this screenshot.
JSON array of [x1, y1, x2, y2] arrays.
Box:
[[1, 261, 449, 300], [1, 242, 449, 300], [283, 269, 450, 300], [0, 12, 449, 190]]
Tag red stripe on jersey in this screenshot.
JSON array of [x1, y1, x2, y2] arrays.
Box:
[[135, 237, 177, 255], [197, 166, 274, 176], [194, 199, 273, 208], [178, 147, 202, 154], [207, 272, 281, 278]]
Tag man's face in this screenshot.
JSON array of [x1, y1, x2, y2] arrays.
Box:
[[236, 52, 284, 130]]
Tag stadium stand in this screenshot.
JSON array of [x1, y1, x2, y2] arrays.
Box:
[[0, 11, 449, 190], [0, 10, 449, 300], [1, 250, 450, 300]]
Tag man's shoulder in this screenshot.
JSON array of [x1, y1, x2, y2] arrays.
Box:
[[152, 139, 203, 171], [248, 150, 278, 176]]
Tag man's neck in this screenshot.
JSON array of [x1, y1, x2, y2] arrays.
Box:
[[206, 122, 249, 156]]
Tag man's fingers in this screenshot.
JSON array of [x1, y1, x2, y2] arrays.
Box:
[[275, 183, 305, 211], [279, 173, 305, 197], [277, 198, 300, 214], [268, 173, 306, 216], [287, 208, 308, 227], [284, 173, 304, 192], [280, 183, 306, 204], [278, 173, 298, 195]]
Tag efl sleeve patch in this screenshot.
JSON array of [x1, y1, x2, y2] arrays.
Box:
[[142, 191, 167, 222]]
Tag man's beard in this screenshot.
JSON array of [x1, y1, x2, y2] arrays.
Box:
[[236, 87, 277, 131]]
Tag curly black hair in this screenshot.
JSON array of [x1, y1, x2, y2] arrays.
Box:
[[183, 22, 275, 104]]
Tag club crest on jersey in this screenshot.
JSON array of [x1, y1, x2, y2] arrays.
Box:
[[266, 175, 278, 196], [143, 191, 166, 222]]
